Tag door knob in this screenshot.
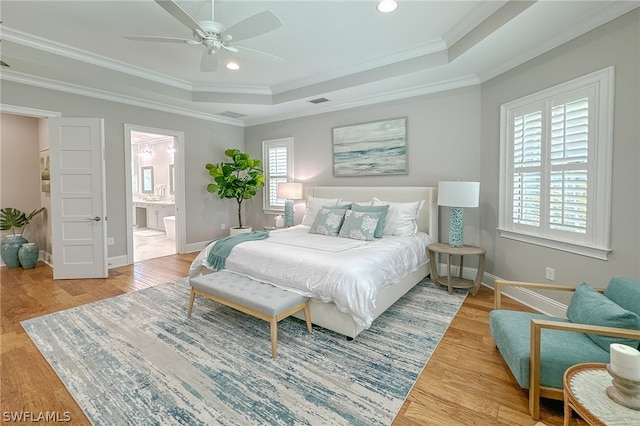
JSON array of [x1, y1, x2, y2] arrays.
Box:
[[88, 216, 101, 221]]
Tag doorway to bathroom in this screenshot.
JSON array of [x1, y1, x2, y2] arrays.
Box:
[[124, 124, 185, 263]]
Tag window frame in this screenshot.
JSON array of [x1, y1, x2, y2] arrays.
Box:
[[262, 137, 294, 214], [498, 67, 614, 260]]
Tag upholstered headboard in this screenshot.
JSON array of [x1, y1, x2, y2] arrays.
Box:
[[306, 186, 438, 242]]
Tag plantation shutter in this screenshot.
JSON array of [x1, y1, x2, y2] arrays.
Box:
[[549, 98, 589, 234], [268, 145, 288, 208], [512, 110, 542, 227], [262, 138, 293, 212], [498, 67, 612, 259]]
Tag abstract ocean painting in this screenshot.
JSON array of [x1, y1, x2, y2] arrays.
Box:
[[333, 117, 407, 176]]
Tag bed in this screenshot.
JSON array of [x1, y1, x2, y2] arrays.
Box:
[[189, 186, 438, 339]]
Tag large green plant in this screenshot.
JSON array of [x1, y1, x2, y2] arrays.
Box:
[[205, 149, 265, 229], [0, 207, 46, 236]]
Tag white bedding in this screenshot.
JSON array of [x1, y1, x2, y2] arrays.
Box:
[[189, 225, 432, 328]]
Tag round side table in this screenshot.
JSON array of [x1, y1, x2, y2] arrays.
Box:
[[427, 243, 485, 295], [563, 363, 640, 425]]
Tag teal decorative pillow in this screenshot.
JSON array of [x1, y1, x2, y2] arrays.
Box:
[[308, 207, 347, 236], [351, 204, 389, 238], [338, 210, 380, 241], [566, 282, 640, 351]]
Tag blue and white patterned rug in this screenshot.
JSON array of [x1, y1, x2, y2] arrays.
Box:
[[22, 277, 466, 426]]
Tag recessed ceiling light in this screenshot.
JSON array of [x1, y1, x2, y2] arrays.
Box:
[[377, 0, 398, 13], [226, 62, 240, 70]]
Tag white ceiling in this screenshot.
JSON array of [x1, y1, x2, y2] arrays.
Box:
[[1, 1, 637, 126]]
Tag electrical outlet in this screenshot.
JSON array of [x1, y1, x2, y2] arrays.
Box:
[[545, 267, 555, 281], [107, 237, 115, 246], [220, 223, 226, 230]]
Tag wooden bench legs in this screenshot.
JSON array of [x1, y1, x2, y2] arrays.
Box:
[[187, 288, 313, 358]]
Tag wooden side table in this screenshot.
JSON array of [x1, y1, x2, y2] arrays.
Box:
[[427, 243, 485, 295], [563, 363, 640, 425]]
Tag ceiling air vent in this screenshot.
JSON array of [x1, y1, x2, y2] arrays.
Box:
[[218, 111, 247, 119], [308, 97, 330, 104]]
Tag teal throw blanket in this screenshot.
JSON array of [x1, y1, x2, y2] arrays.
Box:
[[206, 230, 270, 271]]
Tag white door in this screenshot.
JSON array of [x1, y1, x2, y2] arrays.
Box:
[[50, 118, 108, 279]]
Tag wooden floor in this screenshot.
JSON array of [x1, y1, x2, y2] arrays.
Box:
[[1, 255, 582, 425]]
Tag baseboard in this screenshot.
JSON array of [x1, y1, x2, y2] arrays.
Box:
[[434, 263, 568, 318], [108, 255, 129, 269], [185, 240, 210, 254]]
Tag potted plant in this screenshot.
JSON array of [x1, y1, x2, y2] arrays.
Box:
[[0, 207, 45, 268], [205, 149, 265, 232]]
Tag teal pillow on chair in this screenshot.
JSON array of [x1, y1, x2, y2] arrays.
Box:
[[566, 282, 640, 351]]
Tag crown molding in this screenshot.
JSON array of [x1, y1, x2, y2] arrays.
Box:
[[245, 74, 480, 126], [1, 70, 244, 127]]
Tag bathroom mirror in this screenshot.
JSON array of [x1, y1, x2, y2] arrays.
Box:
[[141, 166, 154, 193], [169, 164, 175, 194]]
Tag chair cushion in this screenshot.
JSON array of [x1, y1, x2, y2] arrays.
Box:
[[604, 277, 640, 316], [566, 282, 640, 351], [489, 310, 610, 389]]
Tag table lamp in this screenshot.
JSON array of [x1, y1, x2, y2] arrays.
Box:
[[277, 182, 303, 227], [437, 181, 480, 247]]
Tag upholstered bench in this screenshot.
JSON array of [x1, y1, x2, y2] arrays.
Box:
[[188, 271, 313, 358]]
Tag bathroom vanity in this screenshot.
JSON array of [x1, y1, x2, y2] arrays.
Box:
[[133, 201, 175, 230]]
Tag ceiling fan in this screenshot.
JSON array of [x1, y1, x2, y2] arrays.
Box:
[[123, 0, 283, 72]]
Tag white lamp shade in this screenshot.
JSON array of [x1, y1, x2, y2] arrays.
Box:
[[437, 181, 480, 208], [277, 182, 303, 200]]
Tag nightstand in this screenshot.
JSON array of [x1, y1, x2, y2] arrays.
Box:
[[427, 243, 485, 295]]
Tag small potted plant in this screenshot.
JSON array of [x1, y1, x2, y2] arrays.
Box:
[[0, 207, 45, 268], [205, 149, 265, 233]]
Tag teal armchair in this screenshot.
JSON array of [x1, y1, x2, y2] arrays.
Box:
[[489, 277, 640, 419]]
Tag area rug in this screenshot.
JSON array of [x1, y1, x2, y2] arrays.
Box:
[[22, 277, 466, 426]]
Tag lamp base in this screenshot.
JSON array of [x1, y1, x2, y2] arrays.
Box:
[[284, 199, 294, 227], [448, 207, 464, 247]]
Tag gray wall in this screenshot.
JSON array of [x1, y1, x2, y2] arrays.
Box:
[[245, 86, 483, 243], [0, 82, 244, 259], [480, 9, 640, 299]]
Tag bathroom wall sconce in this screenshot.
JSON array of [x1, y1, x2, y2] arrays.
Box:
[[140, 148, 153, 159]]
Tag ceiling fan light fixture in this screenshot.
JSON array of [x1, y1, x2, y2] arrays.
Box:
[[226, 62, 240, 70], [377, 0, 398, 13]]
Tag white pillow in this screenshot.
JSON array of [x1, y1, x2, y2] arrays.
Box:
[[371, 197, 425, 236], [340, 200, 373, 207], [301, 196, 341, 226]]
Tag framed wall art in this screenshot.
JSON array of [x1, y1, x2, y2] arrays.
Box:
[[332, 117, 407, 176]]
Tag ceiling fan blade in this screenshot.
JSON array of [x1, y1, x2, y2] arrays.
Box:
[[220, 44, 239, 53], [201, 50, 219, 72], [123, 35, 193, 44], [155, 0, 205, 33], [225, 10, 282, 43], [236, 45, 285, 61]]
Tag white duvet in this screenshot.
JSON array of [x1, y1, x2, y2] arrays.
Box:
[[189, 225, 432, 328]]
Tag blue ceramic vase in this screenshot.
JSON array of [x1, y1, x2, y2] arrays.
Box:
[[1, 235, 29, 268], [18, 242, 39, 269]]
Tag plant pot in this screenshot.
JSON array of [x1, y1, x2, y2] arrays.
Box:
[[230, 227, 252, 236], [18, 242, 39, 269], [1, 235, 29, 268]]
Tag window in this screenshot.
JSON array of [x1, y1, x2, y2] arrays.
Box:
[[262, 137, 293, 212], [498, 67, 614, 259]]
